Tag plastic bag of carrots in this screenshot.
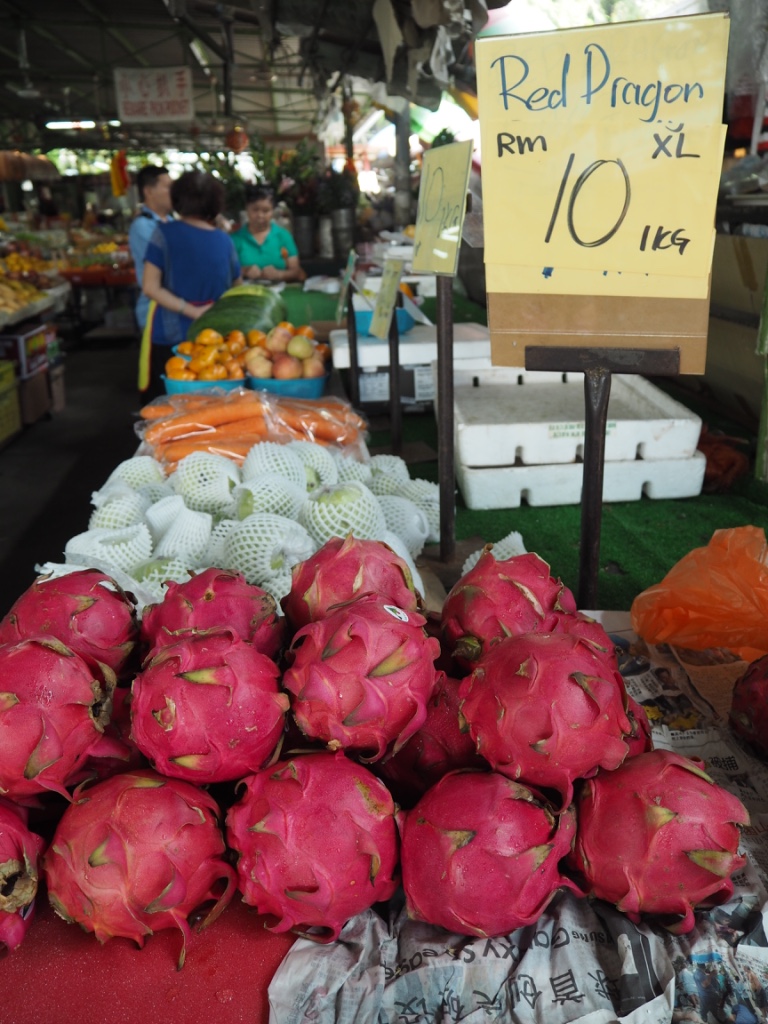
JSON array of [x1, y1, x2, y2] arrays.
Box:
[[136, 388, 370, 470]]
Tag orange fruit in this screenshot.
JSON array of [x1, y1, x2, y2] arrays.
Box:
[[179, 369, 197, 381], [226, 363, 245, 380], [314, 342, 331, 361], [295, 324, 316, 340], [276, 320, 296, 335], [187, 355, 207, 375], [195, 328, 224, 346], [176, 341, 195, 355], [227, 335, 246, 356], [399, 282, 414, 299], [227, 329, 246, 345], [246, 329, 267, 348], [165, 355, 188, 376]]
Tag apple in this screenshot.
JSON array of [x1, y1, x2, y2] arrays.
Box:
[[302, 355, 326, 378], [272, 354, 303, 380], [286, 334, 314, 360], [265, 326, 293, 354], [245, 350, 274, 378]]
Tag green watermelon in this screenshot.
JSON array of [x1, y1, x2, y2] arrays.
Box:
[[187, 285, 287, 340]]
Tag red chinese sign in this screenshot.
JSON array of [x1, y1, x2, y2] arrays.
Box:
[[114, 67, 193, 123]]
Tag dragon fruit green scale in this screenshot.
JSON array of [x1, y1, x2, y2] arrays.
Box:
[[282, 594, 440, 761], [568, 750, 749, 934]]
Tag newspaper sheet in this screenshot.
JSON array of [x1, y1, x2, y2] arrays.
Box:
[[268, 623, 768, 1024]]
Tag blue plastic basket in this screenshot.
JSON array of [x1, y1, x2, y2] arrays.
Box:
[[246, 374, 328, 398], [354, 307, 415, 337], [162, 376, 246, 395]]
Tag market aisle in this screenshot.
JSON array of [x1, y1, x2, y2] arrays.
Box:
[[0, 335, 143, 614]]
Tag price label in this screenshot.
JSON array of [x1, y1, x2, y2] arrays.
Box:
[[475, 14, 729, 291], [335, 249, 357, 323], [412, 140, 473, 275], [370, 258, 404, 339]]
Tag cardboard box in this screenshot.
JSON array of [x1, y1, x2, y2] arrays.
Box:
[[48, 361, 66, 413], [0, 323, 48, 378], [19, 369, 51, 425], [0, 359, 21, 446], [710, 234, 768, 317]]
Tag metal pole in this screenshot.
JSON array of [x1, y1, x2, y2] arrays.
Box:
[[388, 307, 402, 454], [578, 366, 612, 609], [436, 274, 455, 562], [346, 298, 360, 408]]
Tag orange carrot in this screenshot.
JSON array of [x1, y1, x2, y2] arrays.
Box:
[[143, 393, 268, 445]]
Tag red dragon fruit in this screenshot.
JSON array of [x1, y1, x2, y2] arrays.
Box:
[[140, 567, 285, 661], [0, 637, 118, 802], [374, 672, 485, 806], [226, 751, 399, 942], [459, 632, 632, 808], [43, 769, 236, 968], [0, 798, 45, 952], [568, 750, 750, 933], [398, 769, 582, 937], [130, 629, 289, 784], [729, 654, 768, 759], [281, 534, 419, 630], [0, 568, 138, 679], [441, 551, 577, 667], [282, 594, 440, 761]]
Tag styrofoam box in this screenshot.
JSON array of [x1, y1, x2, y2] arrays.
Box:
[[451, 368, 702, 467], [329, 322, 490, 371], [456, 451, 707, 509]]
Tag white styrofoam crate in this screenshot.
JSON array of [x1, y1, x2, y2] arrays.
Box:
[[456, 451, 706, 509], [329, 322, 490, 370], [451, 371, 702, 467]]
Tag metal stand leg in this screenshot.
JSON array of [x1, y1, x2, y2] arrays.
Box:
[[436, 274, 455, 562], [388, 312, 402, 455], [579, 366, 612, 609], [346, 299, 360, 408]]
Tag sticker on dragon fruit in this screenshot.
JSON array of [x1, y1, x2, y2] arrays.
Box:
[[382, 605, 410, 622]]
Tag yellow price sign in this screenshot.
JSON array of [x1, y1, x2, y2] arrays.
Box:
[[412, 140, 473, 275], [475, 14, 729, 290], [370, 258, 404, 339]]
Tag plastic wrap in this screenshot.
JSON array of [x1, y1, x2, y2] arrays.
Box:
[[136, 389, 369, 469], [630, 525, 768, 661]]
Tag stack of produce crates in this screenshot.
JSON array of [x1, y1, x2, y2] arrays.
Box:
[[0, 358, 21, 447]]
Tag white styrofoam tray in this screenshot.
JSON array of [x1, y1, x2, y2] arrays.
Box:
[[456, 451, 706, 509], [451, 371, 702, 466], [329, 322, 490, 370]]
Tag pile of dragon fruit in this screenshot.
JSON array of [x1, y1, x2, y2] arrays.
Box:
[[0, 540, 751, 967]]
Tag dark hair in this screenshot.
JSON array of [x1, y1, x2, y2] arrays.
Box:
[[170, 170, 225, 222], [136, 165, 168, 201], [244, 184, 275, 207]]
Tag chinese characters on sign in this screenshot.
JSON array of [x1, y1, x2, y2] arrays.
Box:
[[114, 67, 193, 123]]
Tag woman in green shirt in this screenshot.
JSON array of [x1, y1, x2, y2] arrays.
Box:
[[231, 185, 305, 283]]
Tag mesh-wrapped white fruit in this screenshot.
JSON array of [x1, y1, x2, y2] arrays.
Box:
[[154, 504, 213, 565], [395, 478, 440, 543], [223, 513, 316, 585], [370, 453, 410, 482], [133, 558, 193, 604], [145, 494, 187, 544], [241, 441, 306, 490], [288, 441, 339, 491], [103, 455, 166, 490], [330, 449, 373, 484], [91, 479, 135, 507], [88, 490, 152, 531], [461, 531, 528, 575], [137, 480, 175, 505], [377, 494, 430, 559], [259, 573, 293, 609], [65, 524, 153, 576], [298, 480, 387, 546], [229, 474, 306, 521], [205, 518, 239, 567], [368, 471, 407, 497], [381, 529, 425, 600], [171, 451, 241, 514]]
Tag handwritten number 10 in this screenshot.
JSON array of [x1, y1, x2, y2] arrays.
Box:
[[545, 153, 631, 248]]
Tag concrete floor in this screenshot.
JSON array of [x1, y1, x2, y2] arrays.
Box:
[[0, 329, 144, 615]]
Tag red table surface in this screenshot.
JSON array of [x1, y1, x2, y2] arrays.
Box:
[[2, 897, 295, 1024]]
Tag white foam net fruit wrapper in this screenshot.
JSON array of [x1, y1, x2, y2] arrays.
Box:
[[377, 495, 430, 559], [171, 451, 241, 515], [103, 455, 166, 490], [330, 449, 373, 484], [133, 558, 194, 604], [461, 530, 528, 576], [65, 524, 154, 576], [298, 481, 387, 546], [288, 441, 339, 490], [223, 513, 316, 585], [145, 494, 187, 544], [370, 453, 410, 482], [241, 441, 306, 490], [154, 505, 213, 565], [89, 491, 152, 531], [230, 474, 306, 522]]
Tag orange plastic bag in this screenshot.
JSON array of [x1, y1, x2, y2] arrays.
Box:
[[630, 525, 768, 662]]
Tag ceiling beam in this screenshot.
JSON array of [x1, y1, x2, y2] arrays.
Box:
[[73, 0, 151, 67]]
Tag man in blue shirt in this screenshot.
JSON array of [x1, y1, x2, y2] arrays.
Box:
[[128, 165, 172, 330]]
